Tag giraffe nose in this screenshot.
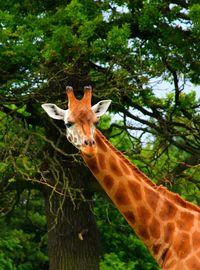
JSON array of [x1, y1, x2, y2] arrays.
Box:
[[83, 139, 96, 147], [81, 139, 97, 156]]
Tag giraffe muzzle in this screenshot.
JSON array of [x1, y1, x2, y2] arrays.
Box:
[[81, 139, 97, 156], [83, 139, 95, 147]]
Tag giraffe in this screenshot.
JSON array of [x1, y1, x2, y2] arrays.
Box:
[[42, 86, 200, 270]]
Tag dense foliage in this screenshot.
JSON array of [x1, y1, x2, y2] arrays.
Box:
[[0, 191, 48, 270], [0, 0, 200, 269]]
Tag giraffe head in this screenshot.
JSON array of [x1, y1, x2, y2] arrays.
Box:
[[42, 86, 111, 156]]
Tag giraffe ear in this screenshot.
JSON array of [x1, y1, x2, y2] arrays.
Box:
[[41, 103, 66, 120], [92, 100, 111, 117]]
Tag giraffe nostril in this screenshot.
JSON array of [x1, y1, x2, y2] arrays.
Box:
[[89, 139, 96, 146], [84, 139, 96, 147], [84, 140, 89, 146]]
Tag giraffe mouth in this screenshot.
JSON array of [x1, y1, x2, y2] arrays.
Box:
[[80, 145, 97, 156]]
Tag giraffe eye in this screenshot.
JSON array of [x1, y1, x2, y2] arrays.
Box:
[[65, 121, 74, 128]]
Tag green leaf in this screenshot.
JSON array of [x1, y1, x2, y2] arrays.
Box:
[[17, 105, 31, 117], [4, 104, 31, 116], [4, 104, 18, 110], [8, 178, 16, 183], [0, 163, 7, 173]]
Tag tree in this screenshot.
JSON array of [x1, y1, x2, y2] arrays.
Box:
[[1, 1, 103, 268], [0, 0, 200, 269], [0, 191, 48, 270]]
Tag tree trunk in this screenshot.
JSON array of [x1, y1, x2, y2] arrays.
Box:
[[43, 189, 100, 270], [42, 120, 101, 270]]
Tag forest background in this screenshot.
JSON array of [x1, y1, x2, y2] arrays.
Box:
[[0, 0, 200, 269]]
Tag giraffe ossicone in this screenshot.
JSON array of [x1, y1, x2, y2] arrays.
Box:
[[42, 86, 200, 270]]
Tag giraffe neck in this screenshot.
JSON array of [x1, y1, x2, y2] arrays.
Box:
[[81, 129, 200, 269]]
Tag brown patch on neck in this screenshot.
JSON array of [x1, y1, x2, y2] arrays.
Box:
[[86, 156, 100, 175], [97, 153, 106, 170], [173, 232, 191, 259], [95, 131, 108, 152], [160, 248, 169, 263], [114, 183, 131, 205], [152, 244, 161, 256], [149, 217, 161, 239], [176, 211, 195, 231], [164, 222, 175, 243], [128, 180, 142, 201], [137, 226, 150, 241], [119, 159, 132, 175], [103, 175, 114, 190], [137, 205, 151, 226], [159, 201, 177, 220], [145, 187, 159, 210], [192, 231, 200, 249], [109, 156, 123, 177], [123, 211, 136, 225]]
